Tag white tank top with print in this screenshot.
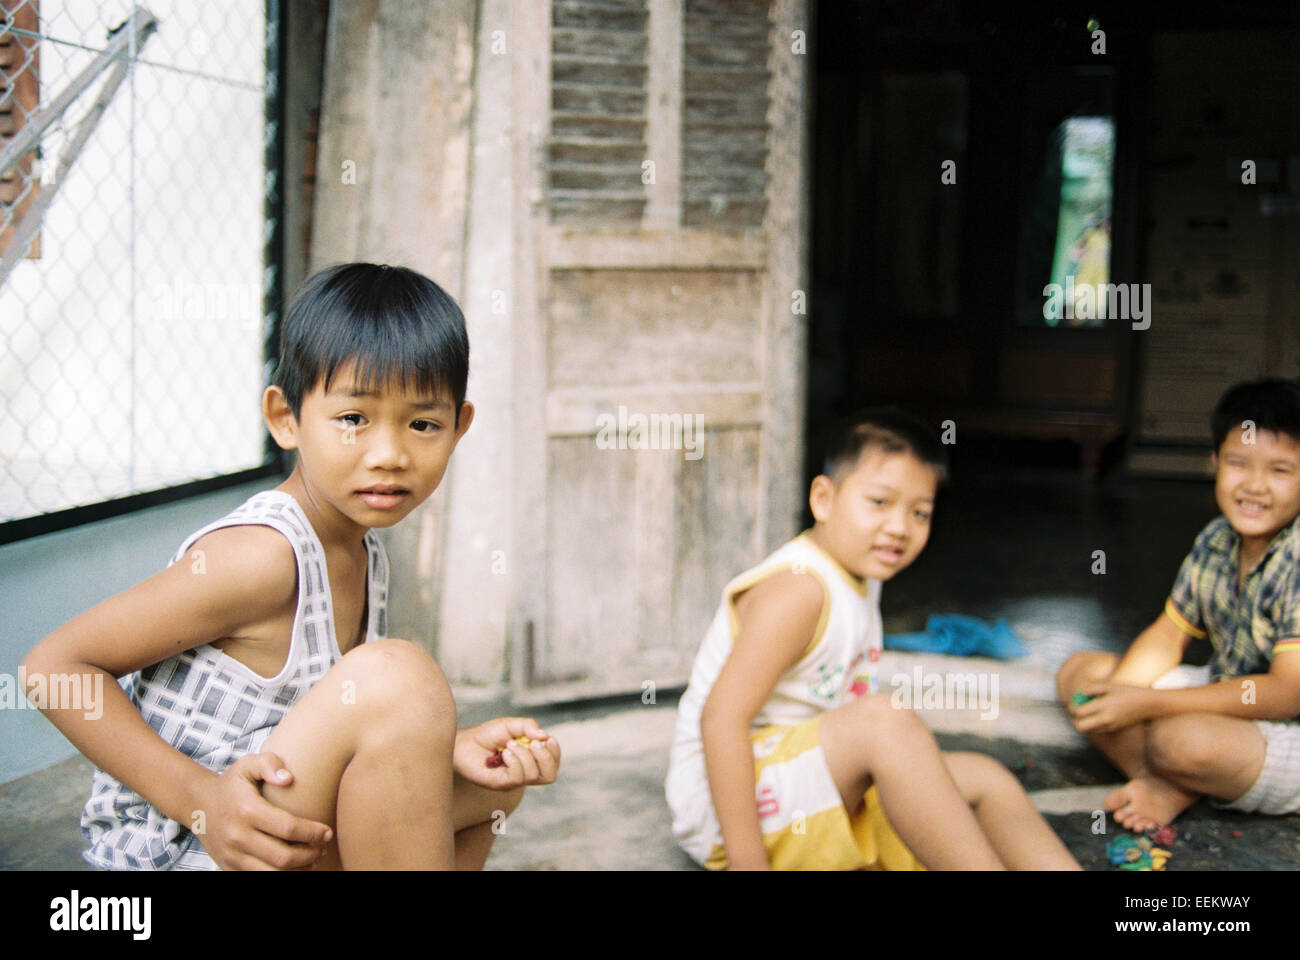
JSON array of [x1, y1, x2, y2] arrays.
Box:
[[665, 533, 883, 819]]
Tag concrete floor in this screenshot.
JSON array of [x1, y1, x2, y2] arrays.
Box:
[[4, 468, 1295, 870]]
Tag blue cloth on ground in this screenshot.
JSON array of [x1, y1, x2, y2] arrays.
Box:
[[884, 613, 1029, 660]]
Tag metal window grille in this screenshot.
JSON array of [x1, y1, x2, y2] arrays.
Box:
[[0, 0, 280, 536]]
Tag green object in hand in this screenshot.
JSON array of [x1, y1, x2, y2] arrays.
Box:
[[1071, 691, 1096, 707]]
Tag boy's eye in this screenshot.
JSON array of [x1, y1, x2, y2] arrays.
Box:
[[868, 497, 888, 507], [338, 413, 364, 427], [914, 510, 932, 521], [412, 420, 442, 433]]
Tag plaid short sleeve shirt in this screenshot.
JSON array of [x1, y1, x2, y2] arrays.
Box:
[[1166, 514, 1300, 680]]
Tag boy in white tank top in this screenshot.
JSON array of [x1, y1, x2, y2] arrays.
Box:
[[24, 263, 561, 869], [666, 408, 1080, 870]]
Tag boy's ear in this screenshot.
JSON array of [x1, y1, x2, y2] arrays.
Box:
[[809, 474, 835, 524], [453, 400, 475, 442], [263, 386, 300, 450]]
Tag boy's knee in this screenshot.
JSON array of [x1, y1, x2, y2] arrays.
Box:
[[1055, 652, 1116, 702], [339, 638, 456, 730], [853, 691, 930, 739]]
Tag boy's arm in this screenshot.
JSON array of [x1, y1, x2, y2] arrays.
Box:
[[1108, 610, 1193, 687], [1077, 655, 1300, 731], [1068, 611, 1189, 734], [699, 569, 824, 871], [22, 525, 333, 869], [1075, 611, 1300, 730], [1137, 651, 1300, 721]]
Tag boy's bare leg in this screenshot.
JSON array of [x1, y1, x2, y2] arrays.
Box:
[[1056, 652, 1150, 778], [1115, 713, 1267, 831], [820, 693, 1005, 870], [1057, 651, 1198, 830], [1058, 651, 1223, 830], [450, 778, 525, 870], [943, 752, 1080, 869], [258, 638, 458, 869]]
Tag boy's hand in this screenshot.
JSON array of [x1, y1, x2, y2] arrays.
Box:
[[1070, 683, 1155, 734], [453, 717, 561, 790], [197, 752, 334, 870]]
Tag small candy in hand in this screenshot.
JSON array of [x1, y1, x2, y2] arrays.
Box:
[[1071, 691, 1096, 707], [485, 736, 534, 768]]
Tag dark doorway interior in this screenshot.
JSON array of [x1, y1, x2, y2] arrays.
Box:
[[805, 0, 1300, 654], [807, 0, 1299, 493]]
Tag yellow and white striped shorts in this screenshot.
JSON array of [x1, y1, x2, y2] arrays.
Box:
[[699, 713, 926, 871]]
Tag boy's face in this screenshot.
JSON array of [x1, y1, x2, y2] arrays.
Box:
[[266, 360, 473, 534], [810, 449, 938, 581], [1214, 426, 1300, 547]]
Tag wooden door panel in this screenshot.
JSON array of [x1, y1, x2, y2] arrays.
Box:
[[525, 426, 761, 703], [511, 0, 805, 704], [548, 269, 764, 387], [670, 425, 762, 646]]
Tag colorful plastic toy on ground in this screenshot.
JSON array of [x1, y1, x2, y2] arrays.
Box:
[[1105, 831, 1172, 871]]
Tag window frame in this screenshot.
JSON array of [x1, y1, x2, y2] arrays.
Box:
[[0, 0, 288, 546]]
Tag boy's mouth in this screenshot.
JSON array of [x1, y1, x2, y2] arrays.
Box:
[[871, 544, 905, 565], [1235, 498, 1268, 518], [357, 485, 410, 508]]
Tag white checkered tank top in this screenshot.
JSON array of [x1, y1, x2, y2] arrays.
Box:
[[80, 490, 389, 870]]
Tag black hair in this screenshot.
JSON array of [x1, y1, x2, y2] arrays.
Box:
[[822, 406, 950, 485], [1211, 378, 1300, 451], [273, 262, 469, 421]]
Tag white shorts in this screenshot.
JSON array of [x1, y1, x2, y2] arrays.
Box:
[[1155, 664, 1300, 815]]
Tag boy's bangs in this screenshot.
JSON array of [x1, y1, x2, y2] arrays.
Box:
[[1212, 379, 1300, 449], [319, 345, 454, 407], [307, 276, 467, 408], [820, 407, 951, 485]]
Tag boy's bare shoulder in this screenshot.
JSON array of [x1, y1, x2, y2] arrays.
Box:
[[734, 567, 826, 636], [184, 524, 299, 614], [28, 522, 304, 679]]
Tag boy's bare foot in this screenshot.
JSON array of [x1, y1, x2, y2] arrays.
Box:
[[1104, 775, 1197, 832]]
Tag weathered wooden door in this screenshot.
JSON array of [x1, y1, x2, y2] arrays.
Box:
[[510, 0, 808, 703]]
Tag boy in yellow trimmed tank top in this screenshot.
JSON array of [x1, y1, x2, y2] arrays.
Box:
[[665, 408, 1079, 870]]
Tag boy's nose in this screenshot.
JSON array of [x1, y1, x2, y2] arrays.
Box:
[[1241, 468, 1268, 491], [363, 427, 410, 469]]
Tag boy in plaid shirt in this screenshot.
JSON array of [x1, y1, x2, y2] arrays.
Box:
[[1057, 378, 1300, 830]]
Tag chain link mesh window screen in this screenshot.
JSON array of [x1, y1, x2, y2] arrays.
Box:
[[0, 0, 276, 528]]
